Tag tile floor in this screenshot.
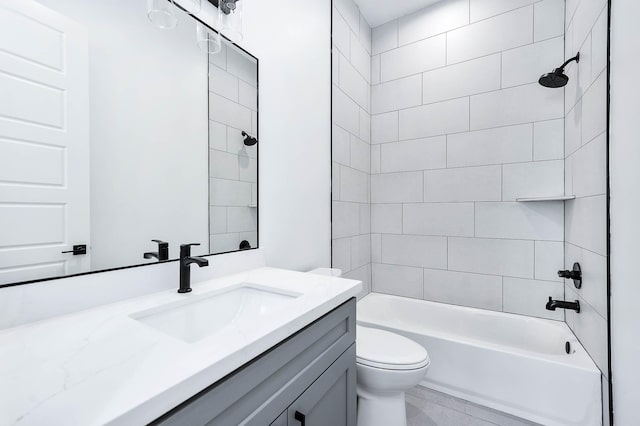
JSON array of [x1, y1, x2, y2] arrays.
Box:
[[406, 386, 539, 426]]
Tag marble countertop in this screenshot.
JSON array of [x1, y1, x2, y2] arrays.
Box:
[[0, 267, 362, 425]]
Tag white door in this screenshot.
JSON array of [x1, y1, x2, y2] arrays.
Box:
[[0, 0, 90, 285]]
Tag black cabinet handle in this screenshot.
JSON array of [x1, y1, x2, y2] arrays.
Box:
[[294, 411, 306, 425], [61, 245, 87, 255]]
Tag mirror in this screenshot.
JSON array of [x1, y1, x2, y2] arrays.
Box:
[[0, 0, 258, 287]]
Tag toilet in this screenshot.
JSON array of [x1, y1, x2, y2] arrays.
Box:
[[307, 268, 430, 426], [356, 325, 430, 426]]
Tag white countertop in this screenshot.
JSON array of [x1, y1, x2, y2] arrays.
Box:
[[0, 267, 362, 425]]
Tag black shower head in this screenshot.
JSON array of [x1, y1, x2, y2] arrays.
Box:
[[539, 52, 580, 89], [539, 69, 570, 88], [241, 131, 257, 146]]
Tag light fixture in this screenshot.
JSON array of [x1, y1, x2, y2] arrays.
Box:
[[196, 22, 222, 54], [210, 0, 243, 42], [147, 0, 178, 29]]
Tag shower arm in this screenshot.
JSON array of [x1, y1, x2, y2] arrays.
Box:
[[558, 53, 580, 71]]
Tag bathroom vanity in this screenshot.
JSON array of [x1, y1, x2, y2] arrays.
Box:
[[0, 268, 361, 425]]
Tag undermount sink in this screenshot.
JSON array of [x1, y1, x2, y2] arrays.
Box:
[[131, 284, 301, 343]]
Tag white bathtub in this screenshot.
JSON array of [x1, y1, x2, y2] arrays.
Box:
[[357, 293, 602, 426]]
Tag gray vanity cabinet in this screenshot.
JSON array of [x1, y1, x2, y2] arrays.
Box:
[[153, 299, 356, 426]]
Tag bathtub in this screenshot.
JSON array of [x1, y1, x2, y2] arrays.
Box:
[[357, 293, 602, 426]]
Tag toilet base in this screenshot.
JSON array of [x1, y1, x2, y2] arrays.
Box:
[[357, 387, 407, 426]]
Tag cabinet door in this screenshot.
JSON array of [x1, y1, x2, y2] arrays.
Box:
[[288, 344, 356, 426], [270, 411, 287, 426]]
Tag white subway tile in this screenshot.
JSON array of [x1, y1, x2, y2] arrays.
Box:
[[350, 136, 370, 173], [371, 145, 381, 173], [582, 72, 607, 145], [359, 109, 371, 143], [371, 204, 403, 234], [470, 84, 563, 130], [238, 156, 257, 183], [209, 41, 227, 70], [371, 171, 423, 203], [423, 269, 503, 311], [371, 234, 382, 263], [333, 9, 351, 56], [448, 7, 533, 64], [340, 54, 370, 111], [535, 241, 564, 282], [565, 195, 607, 256], [565, 244, 608, 319], [501, 37, 564, 88], [371, 111, 398, 144], [503, 278, 564, 320], [210, 178, 252, 206], [565, 0, 579, 27], [340, 166, 369, 203], [449, 237, 534, 278], [380, 35, 446, 82], [470, 0, 536, 22], [210, 66, 239, 101], [372, 19, 398, 55], [572, 133, 607, 198], [381, 136, 446, 172], [371, 55, 381, 85], [360, 204, 371, 234], [565, 101, 582, 156], [360, 15, 372, 54], [404, 203, 474, 237], [210, 233, 241, 254], [332, 201, 361, 238], [332, 45, 340, 84], [502, 160, 564, 201], [423, 54, 500, 104], [332, 124, 350, 165], [475, 202, 564, 241], [332, 237, 351, 273], [591, 9, 608, 82], [227, 206, 257, 232], [227, 47, 257, 87], [209, 121, 227, 151], [400, 98, 469, 140], [209, 206, 227, 234], [381, 234, 448, 269], [350, 32, 371, 83], [572, 0, 607, 49], [332, 85, 360, 136], [372, 74, 422, 114], [209, 93, 252, 131], [425, 165, 502, 202], [398, 0, 469, 45], [447, 124, 532, 167], [332, 163, 340, 201], [372, 263, 423, 298], [334, 0, 360, 33], [238, 80, 257, 111], [351, 234, 371, 270], [534, 0, 565, 42], [534, 119, 564, 161]]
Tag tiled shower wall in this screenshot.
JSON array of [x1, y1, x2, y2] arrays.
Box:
[[369, 0, 568, 320], [209, 43, 259, 253], [562, 0, 609, 421], [331, 0, 372, 296]]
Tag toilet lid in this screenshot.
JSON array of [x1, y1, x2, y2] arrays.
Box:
[[356, 326, 430, 370]]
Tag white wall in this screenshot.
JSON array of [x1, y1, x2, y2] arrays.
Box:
[[0, 0, 332, 327], [366, 0, 567, 319], [332, 0, 372, 298], [610, 0, 640, 424]]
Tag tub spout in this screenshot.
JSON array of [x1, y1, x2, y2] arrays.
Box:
[[546, 297, 580, 313]]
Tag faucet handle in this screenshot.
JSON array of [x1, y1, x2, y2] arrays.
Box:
[[180, 243, 201, 257]]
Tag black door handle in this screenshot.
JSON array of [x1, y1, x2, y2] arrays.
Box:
[[294, 411, 306, 425], [61, 245, 87, 255]]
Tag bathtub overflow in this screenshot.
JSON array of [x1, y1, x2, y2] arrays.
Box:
[[565, 341, 571, 354]]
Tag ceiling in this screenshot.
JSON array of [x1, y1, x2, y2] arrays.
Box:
[[353, 0, 444, 27]]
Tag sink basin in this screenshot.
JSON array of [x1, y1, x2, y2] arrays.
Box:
[[131, 284, 301, 343]]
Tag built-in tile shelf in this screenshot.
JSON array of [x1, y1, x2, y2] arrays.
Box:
[[248, 204, 257, 208], [516, 195, 576, 202]]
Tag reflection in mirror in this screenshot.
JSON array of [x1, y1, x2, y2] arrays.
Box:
[[0, 0, 258, 287]]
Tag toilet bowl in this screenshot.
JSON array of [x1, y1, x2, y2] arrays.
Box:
[[356, 325, 430, 426]]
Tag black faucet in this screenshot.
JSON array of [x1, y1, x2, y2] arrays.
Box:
[[546, 297, 580, 313], [144, 239, 169, 261], [178, 243, 209, 293]]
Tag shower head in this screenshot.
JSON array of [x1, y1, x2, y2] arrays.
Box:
[[241, 131, 257, 146], [538, 52, 580, 88]]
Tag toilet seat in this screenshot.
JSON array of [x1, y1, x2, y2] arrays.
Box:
[[356, 326, 430, 370]]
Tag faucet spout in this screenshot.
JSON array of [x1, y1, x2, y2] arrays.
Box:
[[178, 243, 209, 294], [546, 297, 580, 313]]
